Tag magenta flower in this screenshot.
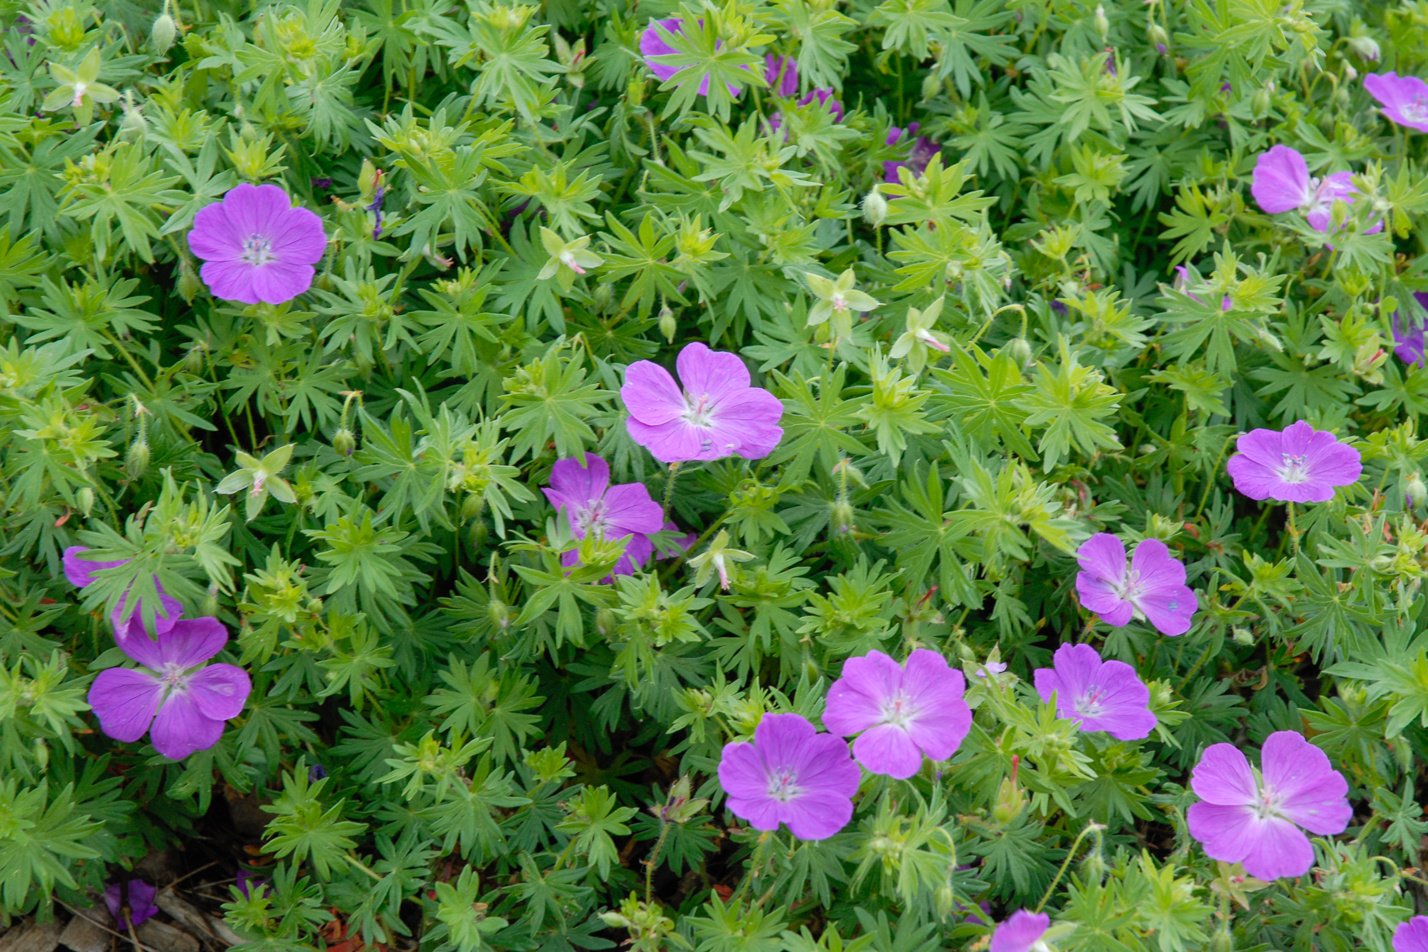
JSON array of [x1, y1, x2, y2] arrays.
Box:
[[1075, 533, 1197, 636], [822, 649, 972, 779], [765, 54, 798, 96], [87, 616, 252, 760], [717, 712, 861, 840], [186, 183, 327, 305], [1187, 731, 1352, 880], [991, 910, 1051, 952], [1394, 293, 1428, 367], [63, 546, 183, 644], [621, 342, 783, 463], [639, 18, 739, 97], [1033, 643, 1156, 741], [1250, 145, 1377, 234], [884, 124, 942, 183], [104, 879, 158, 929], [1225, 421, 1362, 503], [798, 88, 845, 123], [1365, 72, 1428, 132], [542, 454, 665, 578], [1395, 917, 1428, 952]]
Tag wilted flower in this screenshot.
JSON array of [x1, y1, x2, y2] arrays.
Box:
[[64, 546, 183, 645], [1033, 643, 1156, 741], [1187, 731, 1351, 880], [105, 879, 158, 929], [822, 649, 972, 779], [991, 910, 1051, 952], [1395, 917, 1428, 952], [1250, 145, 1377, 234], [1075, 533, 1197, 636], [537, 227, 602, 282], [1225, 421, 1362, 503], [543, 454, 665, 578], [186, 184, 328, 305], [621, 342, 783, 463], [87, 616, 252, 760], [717, 713, 861, 840], [1365, 72, 1428, 132]]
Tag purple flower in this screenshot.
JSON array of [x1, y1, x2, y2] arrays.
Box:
[[639, 18, 739, 97], [991, 910, 1051, 952], [542, 454, 665, 577], [63, 546, 183, 644], [883, 127, 942, 184], [1075, 533, 1197, 636], [105, 879, 158, 929], [822, 649, 972, 779], [1250, 145, 1378, 234], [186, 183, 327, 305], [764, 54, 798, 96], [717, 712, 861, 840], [1033, 643, 1156, 741], [1187, 731, 1352, 880], [1225, 420, 1362, 503], [974, 659, 1008, 679], [621, 342, 784, 463], [1394, 293, 1428, 367], [1395, 917, 1428, 952], [235, 870, 266, 900], [87, 616, 252, 760], [1365, 72, 1428, 132], [798, 88, 844, 123]]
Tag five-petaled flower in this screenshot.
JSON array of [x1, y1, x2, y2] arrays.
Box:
[[1033, 643, 1156, 741], [186, 183, 327, 305], [1187, 730, 1352, 880], [87, 616, 252, 760], [1225, 420, 1362, 503], [1075, 533, 1197, 636], [990, 910, 1052, 952], [621, 342, 783, 463], [717, 712, 861, 840], [104, 879, 159, 929], [1250, 145, 1378, 234], [542, 454, 665, 579], [1365, 72, 1428, 132], [1395, 916, 1428, 952], [822, 649, 972, 779]]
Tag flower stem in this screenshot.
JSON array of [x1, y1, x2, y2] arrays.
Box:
[[1035, 822, 1103, 913], [660, 462, 681, 517], [643, 819, 671, 904]]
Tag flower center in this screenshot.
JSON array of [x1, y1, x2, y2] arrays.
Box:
[[831, 293, 848, 312], [1253, 783, 1284, 822], [158, 663, 189, 700], [879, 691, 916, 728], [1075, 685, 1105, 718], [683, 392, 715, 428], [1275, 453, 1312, 484], [766, 767, 801, 803], [574, 499, 608, 537], [240, 234, 276, 267], [1404, 98, 1428, 123], [1111, 568, 1144, 604]]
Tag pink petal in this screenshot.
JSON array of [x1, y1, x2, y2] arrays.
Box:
[[782, 790, 853, 840], [269, 206, 328, 264], [545, 455, 611, 511], [1237, 815, 1316, 880], [676, 343, 752, 403], [149, 697, 227, 760], [154, 616, 229, 669], [200, 260, 260, 304], [1259, 731, 1351, 835], [186, 201, 239, 261], [717, 741, 768, 800], [221, 183, 292, 237], [823, 651, 902, 736], [600, 482, 666, 536], [88, 668, 162, 743], [1190, 742, 1256, 805], [187, 664, 252, 721], [621, 361, 687, 426], [625, 417, 706, 463], [247, 262, 315, 304], [852, 723, 923, 778], [1251, 145, 1311, 214]]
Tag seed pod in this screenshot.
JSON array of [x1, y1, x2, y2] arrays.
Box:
[[150, 12, 177, 54], [862, 187, 888, 227]]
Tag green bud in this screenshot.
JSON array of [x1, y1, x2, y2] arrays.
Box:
[[1250, 81, 1274, 118], [862, 186, 888, 227], [77, 487, 95, 516], [1148, 23, 1168, 50], [126, 438, 150, 477], [177, 261, 202, 304], [595, 608, 616, 637], [1406, 473, 1426, 508], [1231, 627, 1254, 646], [658, 305, 676, 343], [487, 599, 512, 632], [332, 427, 356, 457], [1094, 4, 1109, 40], [1006, 337, 1034, 368], [150, 12, 177, 54], [992, 774, 1026, 824], [831, 499, 856, 535]]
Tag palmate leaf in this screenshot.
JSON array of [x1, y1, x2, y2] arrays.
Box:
[[498, 342, 610, 462], [652, 9, 771, 124], [1015, 338, 1122, 471]]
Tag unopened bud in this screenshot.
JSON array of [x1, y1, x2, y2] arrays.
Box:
[[992, 773, 1026, 824], [1346, 35, 1380, 62], [658, 305, 676, 343], [862, 186, 888, 227], [1006, 337, 1034, 368], [150, 12, 177, 54], [1408, 473, 1427, 510], [595, 608, 616, 637], [1147, 23, 1168, 51], [1232, 627, 1254, 646], [487, 599, 511, 631], [1094, 4, 1109, 39], [177, 262, 202, 304], [831, 499, 856, 535], [920, 71, 941, 101], [126, 438, 150, 477], [332, 427, 356, 457], [1251, 83, 1273, 118], [77, 487, 95, 516]]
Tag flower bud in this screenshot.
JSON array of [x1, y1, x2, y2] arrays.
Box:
[[150, 12, 177, 54], [1094, 4, 1110, 39], [1407, 473, 1426, 511], [595, 608, 616, 637], [831, 499, 856, 535], [1006, 336, 1034, 368], [920, 71, 941, 101], [658, 305, 676, 343], [332, 427, 356, 457], [1344, 63, 1358, 83], [119, 104, 147, 138], [1347, 34, 1380, 62], [126, 437, 150, 477], [487, 598, 512, 632], [177, 261, 202, 304], [992, 773, 1026, 824], [1147, 23, 1168, 52], [202, 584, 220, 617], [862, 186, 888, 227], [1250, 84, 1273, 118], [77, 487, 95, 516]]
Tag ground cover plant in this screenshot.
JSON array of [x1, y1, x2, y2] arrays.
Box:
[[3, 0, 1428, 948]]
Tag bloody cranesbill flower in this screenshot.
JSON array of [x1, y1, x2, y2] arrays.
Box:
[[639, 18, 738, 97], [104, 878, 158, 929], [1395, 917, 1428, 952], [187, 183, 327, 305], [991, 910, 1051, 952], [1365, 72, 1428, 132], [622, 342, 784, 463], [798, 87, 845, 123], [1187, 731, 1352, 880], [1394, 293, 1428, 367], [542, 454, 665, 577], [822, 649, 972, 779], [884, 124, 942, 183], [764, 54, 797, 96], [717, 712, 861, 840], [1225, 420, 1362, 503], [88, 616, 252, 760], [1033, 643, 1156, 741], [64, 546, 183, 643], [1251, 145, 1377, 234], [1075, 533, 1197, 636]]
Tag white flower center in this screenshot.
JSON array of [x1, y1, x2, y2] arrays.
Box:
[[831, 293, 848, 311], [682, 392, 714, 429], [158, 663, 189, 700], [1275, 453, 1312, 484], [1111, 568, 1144, 604], [766, 767, 801, 802], [1252, 783, 1284, 822], [574, 499, 608, 536], [1075, 685, 1106, 718], [879, 691, 916, 728], [240, 234, 276, 267], [1404, 98, 1428, 123]]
